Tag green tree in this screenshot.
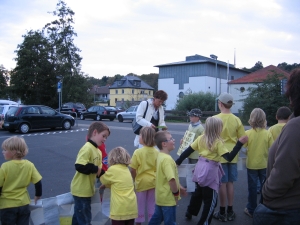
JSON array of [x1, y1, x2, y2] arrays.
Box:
[[277, 62, 300, 72], [242, 61, 264, 73], [240, 71, 290, 126], [175, 92, 216, 112], [140, 73, 158, 91], [0, 65, 9, 98]]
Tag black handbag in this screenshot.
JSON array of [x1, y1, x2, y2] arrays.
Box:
[[132, 101, 148, 135]]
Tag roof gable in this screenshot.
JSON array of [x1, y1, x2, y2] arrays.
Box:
[[109, 75, 154, 89], [228, 65, 290, 84]]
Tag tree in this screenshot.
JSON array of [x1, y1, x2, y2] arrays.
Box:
[[175, 92, 216, 112], [0, 65, 9, 99], [277, 62, 300, 72], [242, 61, 264, 73], [240, 71, 290, 126]]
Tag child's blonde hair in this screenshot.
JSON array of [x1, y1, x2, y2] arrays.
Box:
[[199, 117, 223, 151], [108, 147, 131, 166], [248, 108, 267, 129], [140, 127, 155, 147], [87, 121, 110, 138], [1, 136, 28, 158]]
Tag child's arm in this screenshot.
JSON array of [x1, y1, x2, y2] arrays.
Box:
[[175, 146, 195, 165], [130, 167, 137, 180], [75, 163, 100, 175], [222, 136, 248, 162], [169, 178, 179, 195], [34, 180, 42, 204]]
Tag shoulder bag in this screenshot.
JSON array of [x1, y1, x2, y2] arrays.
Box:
[[132, 101, 148, 135]]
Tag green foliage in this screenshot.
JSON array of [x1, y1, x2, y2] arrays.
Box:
[[240, 71, 290, 126], [242, 61, 264, 72], [174, 92, 216, 112], [0, 65, 9, 98], [140, 73, 158, 91], [277, 62, 300, 72]]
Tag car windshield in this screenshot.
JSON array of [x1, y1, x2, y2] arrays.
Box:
[[105, 107, 116, 110], [0, 106, 3, 114], [75, 103, 85, 108], [6, 106, 19, 115]]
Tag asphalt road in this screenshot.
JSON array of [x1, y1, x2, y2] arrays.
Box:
[[0, 120, 253, 225]]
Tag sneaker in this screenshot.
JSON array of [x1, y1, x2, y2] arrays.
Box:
[[185, 211, 192, 220], [244, 208, 253, 218], [213, 211, 227, 222], [227, 210, 236, 221]]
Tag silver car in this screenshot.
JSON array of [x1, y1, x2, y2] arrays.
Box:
[[116, 105, 138, 122]]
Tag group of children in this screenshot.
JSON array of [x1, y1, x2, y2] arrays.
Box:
[[0, 92, 292, 225]]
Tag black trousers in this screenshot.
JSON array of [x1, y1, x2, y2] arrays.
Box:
[[187, 183, 218, 225]]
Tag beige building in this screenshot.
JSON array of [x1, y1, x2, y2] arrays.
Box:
[[109, 75, 154, 107]]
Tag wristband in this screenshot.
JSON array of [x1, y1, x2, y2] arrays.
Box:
[[173, 190, 179, 196]]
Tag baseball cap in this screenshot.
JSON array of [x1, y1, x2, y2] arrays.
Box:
[[218, 92, 233, 105], [187, 108, 202, 117]]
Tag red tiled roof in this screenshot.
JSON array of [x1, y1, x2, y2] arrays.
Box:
[[228, 65, 290, 84]]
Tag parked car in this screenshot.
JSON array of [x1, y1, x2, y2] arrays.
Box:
[[116, 105, 139, 122], [3, 105, 75, 134], [116, 107, 125, 113], [80, 106, 117, 121], [59, 102, 86, 117], [0, 104, 19, 121]]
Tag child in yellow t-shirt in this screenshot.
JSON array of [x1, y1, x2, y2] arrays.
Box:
[[268, 106, 291, 141], [148, 131, 187, 225], [129, 127, 158, 225], [0, 136, 42, 225], [100, 147, 138, 224], [243, 108, 274, 218], [71, 122, 110, 225], [176, 117, 248, 225]]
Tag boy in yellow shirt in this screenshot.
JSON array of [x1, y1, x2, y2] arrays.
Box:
[[268, 106, 291, 141], [71, 122, 110, 225], [148, 131, 186, 225]]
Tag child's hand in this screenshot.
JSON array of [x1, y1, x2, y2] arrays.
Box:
[[34, 196, 41, 205], [180, 186, 188, 197], [99, 184, 106, 190], [180, 139, 183, 145], [239, 136, 248, 144]]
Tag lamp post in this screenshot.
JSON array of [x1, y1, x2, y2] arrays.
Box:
[[56, 75, 63, 112], [210, 54, 218, 111]]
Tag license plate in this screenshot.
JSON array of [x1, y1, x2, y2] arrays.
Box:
[[4, 123, 9, 126]]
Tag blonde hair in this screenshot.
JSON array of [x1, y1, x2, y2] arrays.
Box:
[[87, 122, 110, 139], [199, 117, 223, 151], [248, 108, 267, 129], [155, 131, 170, 150], [1, 136, 28, 158], [140, 127, 155, 147], [108, 147, 131, 166]]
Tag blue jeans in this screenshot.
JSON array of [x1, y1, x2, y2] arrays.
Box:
[[0, 204, 30, 225], [148, 204, 176, 225], [72, 195, 92, 225], [246, 169, 266, 214], [221, 163, 238, 183]]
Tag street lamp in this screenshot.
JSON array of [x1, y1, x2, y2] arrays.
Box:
[[210, 54, 218, 111]]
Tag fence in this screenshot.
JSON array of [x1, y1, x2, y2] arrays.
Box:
[[165, 110, 218, 122]]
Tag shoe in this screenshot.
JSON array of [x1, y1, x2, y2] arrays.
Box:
[[185, 211, 192, 220], [213, 211, 227, 222], [227, 210, 236, 221], [244, 208, 253, 218]]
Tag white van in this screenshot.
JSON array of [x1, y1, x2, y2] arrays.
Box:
[[0, 100, 19, 121], [0, 100, 19, 105]]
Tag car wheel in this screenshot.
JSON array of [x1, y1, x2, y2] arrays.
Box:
[[62, 120, 71, 130], [118, 115, 124, 122], [19, 123, 30, 134], [8, 129, 16, 133], [96, 114, 101, 121], [80, 114, 85, 120], [109, 118, 114, 121]]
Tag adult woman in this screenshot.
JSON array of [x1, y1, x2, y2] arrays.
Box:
[[134, 90, 168, 147], [253, 68, 300, 224]]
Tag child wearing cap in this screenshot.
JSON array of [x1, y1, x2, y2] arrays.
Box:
[[212, 92, 246, 222], [180, 109, 205, 220]]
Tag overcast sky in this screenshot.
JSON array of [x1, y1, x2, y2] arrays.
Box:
[[0, 0, 299, 78]]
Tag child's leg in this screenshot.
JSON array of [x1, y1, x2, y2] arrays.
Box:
[[246, 169, 258, 215], [135, 191, 147, 224], [148, 205, 164, 225], [161, 205, 177, 225], [186, 183, 203, 216], [1, 207, 19, 225], [72, 195, 92, 225], [16, 205, 31, 225], [146, 188, 155, 222], [197, 186, 218, 225]]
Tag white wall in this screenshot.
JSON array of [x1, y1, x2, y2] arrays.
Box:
[[159, 76, 228, 110]]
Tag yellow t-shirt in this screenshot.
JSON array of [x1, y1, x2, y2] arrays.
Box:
[[268, 123, 286, 141], [244, 128, 274, 169], [129, 146, 159, 192], [214, 113, 246, 163], [100, 164, 138, 220], [0, 160, 42, 209], [155, 152, 180, 206], [71, 142, 102, 197], [187, 124, 205, 159]]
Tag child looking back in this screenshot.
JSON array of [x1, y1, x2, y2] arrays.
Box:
[[100, 147, 138, 225], [71, 121, 110, 225], [130, 127, 158, 225], [176, 117, 248, 225], [0, 136, 42, 225], [243, 108, 274, 218], [268, 106, 291, 141], [148, 131, 187, 225]]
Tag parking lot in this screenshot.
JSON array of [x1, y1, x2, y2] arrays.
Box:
[[0, 119, 253, 225]]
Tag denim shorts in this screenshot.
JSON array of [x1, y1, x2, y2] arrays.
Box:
[[221, 163, 238, 183]]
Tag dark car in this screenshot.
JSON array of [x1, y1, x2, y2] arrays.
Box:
[[60, 102, 86, 117], [3, 105, 75, 134], [116, 105, 139, 122], [80, 106, 117, 121]]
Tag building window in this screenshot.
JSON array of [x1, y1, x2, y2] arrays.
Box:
[[122, 98, 124, 101], [132, 89, 134, 94], [122, 89, 124, 94], [141, 90, 144, 94], [132, 98, 134, 101], [231, 76, 234, 80], [149, 91, 151, 95], [240, 87, 245, 92], [179, 92, 184, 98], [115, 90, 118, 94], [115, 98, 117, 103]]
